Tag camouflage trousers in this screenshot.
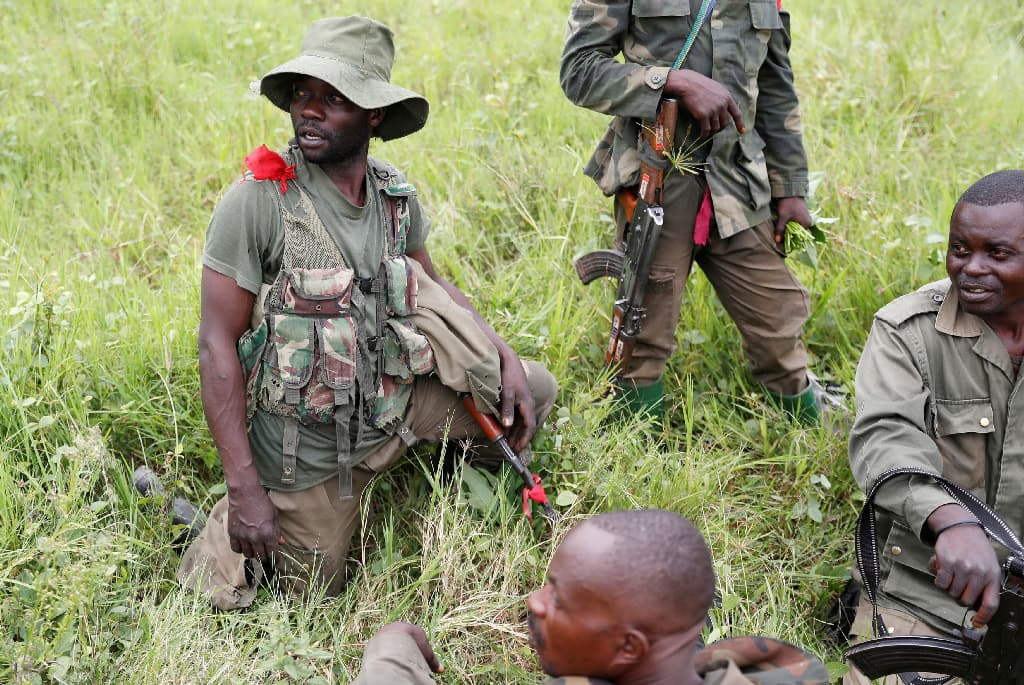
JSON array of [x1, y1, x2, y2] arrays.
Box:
[[616, 172, 810, 395], [844, 593, 961, 685], [177, 360, 557, 611]]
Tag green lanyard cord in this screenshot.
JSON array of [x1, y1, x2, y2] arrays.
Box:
[[672, 0, 716, 70]]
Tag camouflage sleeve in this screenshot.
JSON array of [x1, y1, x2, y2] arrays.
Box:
[[753, 10, 809, 199], [559, 0, 667, 119], [351, 631, 437, 685]]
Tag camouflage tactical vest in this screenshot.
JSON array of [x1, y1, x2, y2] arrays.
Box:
[[236, 148, 435, 497]]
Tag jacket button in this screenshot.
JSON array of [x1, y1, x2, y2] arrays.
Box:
[[892, 545, 902, 556], [980, 417, 991, 427], [650, 74, 663, 84]]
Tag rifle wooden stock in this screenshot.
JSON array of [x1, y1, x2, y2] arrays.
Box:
[[638, 98, 677, 205], [460, 396, 559, 524]]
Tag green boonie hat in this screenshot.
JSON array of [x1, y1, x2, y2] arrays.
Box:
[[260, 16, 429, 141]]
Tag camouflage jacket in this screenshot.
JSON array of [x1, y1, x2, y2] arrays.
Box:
[[560, 0, 809, 237], [354, 634, 829, 685], [849, 279, 1024, 631]]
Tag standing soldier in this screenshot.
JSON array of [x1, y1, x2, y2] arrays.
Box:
[[560, 0, 842, 423]]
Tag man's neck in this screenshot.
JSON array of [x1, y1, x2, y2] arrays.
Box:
[[981, 310, 1024, 357], [320, 157, 369, 206], [615, 634, 703, 685], [616, 655, 702, 685]]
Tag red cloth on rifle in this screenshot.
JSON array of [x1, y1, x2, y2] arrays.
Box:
[[522, 474, 550, 524], [244, 145, 297, 194], [693, 185, 713, 246]]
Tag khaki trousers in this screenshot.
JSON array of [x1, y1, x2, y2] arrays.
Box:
[[177, 361, 557, 610], [617, 172, 810, 395], [844, 593, 961, 685]]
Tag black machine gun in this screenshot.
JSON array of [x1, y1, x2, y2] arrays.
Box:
[[847, 555, 1024, 684], [573, 98, 677, 376], [846, 468, 1024, 685]]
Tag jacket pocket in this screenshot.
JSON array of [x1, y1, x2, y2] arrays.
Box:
[[281, 267, 354, 316], [318, 318, 357, 394], [748, 0, 783, 29], [237, 321, 269, 418], [632, 0, 690, 17], [383, 317, 435, 382], [736, 132, 771, 210], [384, 256, 417, 317], [270, 314, 315, 401], [880, 522, 973, 629], [932, 398, 992, 490]]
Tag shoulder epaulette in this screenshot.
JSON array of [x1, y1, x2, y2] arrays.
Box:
[[874, 279, 950, 327]]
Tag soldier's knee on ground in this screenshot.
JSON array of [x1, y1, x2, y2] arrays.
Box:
[[524, 360, 558, 423]]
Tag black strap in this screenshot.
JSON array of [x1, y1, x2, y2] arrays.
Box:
[[856, 467, 1024, 685]]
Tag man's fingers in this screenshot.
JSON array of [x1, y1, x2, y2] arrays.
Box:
[[946, 573, 968, 600], [414, 631, 443, 673], [973, 583, 1001, 627], [773, 219, 786, 244], [933, 566, 953, 591], [728, 101, 746, 134], [501, 387, 516, 428]]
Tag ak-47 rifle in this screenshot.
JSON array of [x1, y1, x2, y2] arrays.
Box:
[[845, 468, 1024, 685], [847, 556, 1024, 684], [460, 395, 559, 525], [574, 98, 678, 376]]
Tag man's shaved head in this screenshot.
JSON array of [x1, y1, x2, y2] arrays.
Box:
[[956, 170, 1024, 209], [526, 509, 716, 678], [587, 509, 716, 628]]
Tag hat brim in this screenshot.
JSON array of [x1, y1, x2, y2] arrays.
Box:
[[261, 55, 428, 141]]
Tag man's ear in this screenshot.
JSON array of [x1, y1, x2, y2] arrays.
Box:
[[610, 628, 650, 669], [369, 107, 387, 129]]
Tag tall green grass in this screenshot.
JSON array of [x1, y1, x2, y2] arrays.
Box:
[[1, 0, 1023, 682]]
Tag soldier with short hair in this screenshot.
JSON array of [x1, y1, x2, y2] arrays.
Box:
[[178, 15, 557, 610], [559, 0, 841, 422], [353, 509, 830, 685], [845, 170, 1024, 684]]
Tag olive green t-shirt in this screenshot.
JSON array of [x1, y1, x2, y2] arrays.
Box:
[[202, 145, 430, 490]]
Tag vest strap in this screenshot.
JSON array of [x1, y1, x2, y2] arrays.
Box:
[[334, 406, 356, 500], [281, 418, 299, 485]]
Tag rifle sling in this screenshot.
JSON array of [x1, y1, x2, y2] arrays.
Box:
[[855, 467, 1024, 685]]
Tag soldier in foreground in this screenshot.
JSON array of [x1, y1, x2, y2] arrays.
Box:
[[178, 16, 557, 609], [845, 170, 1024, 684], [353, 509, 829, 685], [560, 0, 842, 423]]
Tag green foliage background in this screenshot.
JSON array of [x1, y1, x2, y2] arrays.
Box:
[[0, 0, 1022, 682]]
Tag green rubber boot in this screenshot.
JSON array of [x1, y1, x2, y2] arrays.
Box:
[[768, 375, 850, 430], [615, 377, 665, 428], [769, 383, 820, 425]]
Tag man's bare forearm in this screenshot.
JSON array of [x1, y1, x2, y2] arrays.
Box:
[[198, 339, 262, 495]]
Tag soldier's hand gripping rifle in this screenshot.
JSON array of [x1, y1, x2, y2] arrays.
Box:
[[460, 395, 559, 525], [574, 98, 678, 376], [845, 468, 1024, 685]]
